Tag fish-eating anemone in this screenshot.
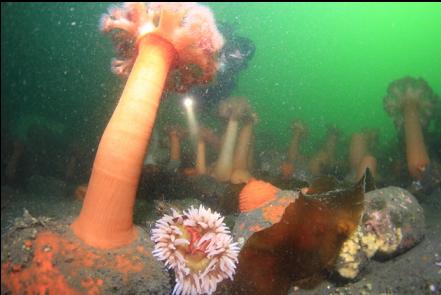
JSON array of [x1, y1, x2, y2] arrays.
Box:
[[151, 205, 239, 295]]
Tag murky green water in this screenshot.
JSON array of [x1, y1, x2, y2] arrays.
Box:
[[209, 3, 441, 151], [2, 2, 441, 163]]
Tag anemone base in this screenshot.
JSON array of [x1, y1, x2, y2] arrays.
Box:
[[1, 214, 170, 294]]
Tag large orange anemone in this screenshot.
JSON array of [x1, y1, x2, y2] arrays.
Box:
[[71, 2, 224, 249], [2, 4, 224, 295], [384, 76, 438, 180]]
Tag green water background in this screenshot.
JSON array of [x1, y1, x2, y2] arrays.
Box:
[[2, 2, 441, 159]]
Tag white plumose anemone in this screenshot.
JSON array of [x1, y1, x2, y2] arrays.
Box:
[[151, 205, 239, 295]]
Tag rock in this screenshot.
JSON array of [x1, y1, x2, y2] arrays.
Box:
[[335, 186, 425, 279], [364, 186, 425, 259]]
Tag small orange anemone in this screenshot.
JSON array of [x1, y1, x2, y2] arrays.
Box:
[[182, 167, 198, 177], [287, 119, 308, 164], [280, 162, 294, 179], [239, 179, 280, 213]]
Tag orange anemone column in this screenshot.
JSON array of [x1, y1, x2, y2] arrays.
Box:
[[403, 102, 430, 179], [196, 137, 207, 175], [71, 35, 176, 249]]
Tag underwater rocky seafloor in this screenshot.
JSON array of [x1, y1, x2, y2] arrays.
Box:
[[2, 2, 441, 295], [1, 174, 440, 295]]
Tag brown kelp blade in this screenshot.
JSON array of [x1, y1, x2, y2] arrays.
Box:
[[232, 173, 367, 295], [305, 175, 339, 195], [363, 167, 376, 193]]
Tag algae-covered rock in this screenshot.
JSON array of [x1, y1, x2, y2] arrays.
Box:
[[336, 186, 425, 279]]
